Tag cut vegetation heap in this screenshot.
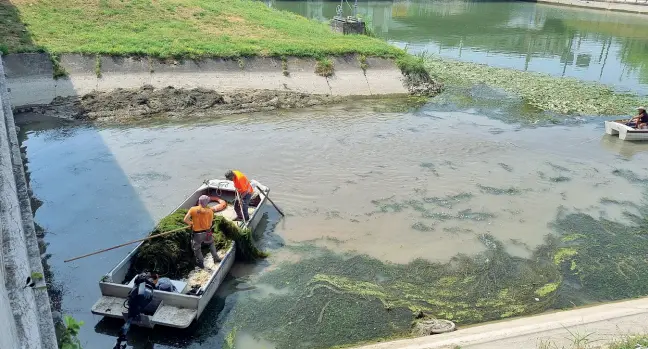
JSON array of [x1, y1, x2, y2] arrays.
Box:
[[130, 209, 267, 280]]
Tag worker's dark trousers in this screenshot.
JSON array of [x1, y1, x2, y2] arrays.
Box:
[[234, 193, 252, 221], [191, 231, 220, 267]]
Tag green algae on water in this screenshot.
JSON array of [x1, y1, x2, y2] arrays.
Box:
[[477, 184, 525, 195], [222, 191, 648, 349], [425, 57, 648, 117], [222, 234, 561, 349]]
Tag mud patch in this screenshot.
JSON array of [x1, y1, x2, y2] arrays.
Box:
[[29, 85, 341, 121]]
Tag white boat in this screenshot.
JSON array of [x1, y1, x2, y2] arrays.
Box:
[[605, 120, 648, 141], [91, 178, 270, 329]]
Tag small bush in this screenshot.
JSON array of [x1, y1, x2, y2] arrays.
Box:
[[358, 54, 368, 73], [50, 54, 68, 79], [59, 315, 84, 349], [94, 54, 102, 78], [281, 56, 289, 77], [315, 58, 334, 77], [396, 53, 427, 77]]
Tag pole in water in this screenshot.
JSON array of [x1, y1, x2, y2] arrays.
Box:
[[114, 319, 131, 349]]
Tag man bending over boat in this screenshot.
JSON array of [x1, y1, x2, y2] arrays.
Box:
[[184, 195, 224, 269], [626, 107, 648, 129], [225, 169, 254, 222]]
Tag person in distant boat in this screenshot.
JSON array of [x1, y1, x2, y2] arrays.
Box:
[[626, 107, 648, 129], [225, 169, 254, 222], [184, 195, 222, 268]]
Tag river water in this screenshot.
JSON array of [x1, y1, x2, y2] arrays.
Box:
[[16, 1, 648, 349], [272, 0, 648, 94]]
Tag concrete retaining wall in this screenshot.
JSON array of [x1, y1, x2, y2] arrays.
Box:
[[3, 53, 409, 108], [0, 53, 58, 349], [528, 0, 648, 13]]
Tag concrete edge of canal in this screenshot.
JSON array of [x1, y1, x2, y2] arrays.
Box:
[[2, 53, 418, 108], [0, 53, 58, 349], [528, 0, 648, 14], [351, 297, 648, 349]]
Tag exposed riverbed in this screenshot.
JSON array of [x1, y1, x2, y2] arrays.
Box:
[[17, 86, 648, 348]]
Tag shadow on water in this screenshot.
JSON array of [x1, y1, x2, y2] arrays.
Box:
[[16, 114, 158, 348]]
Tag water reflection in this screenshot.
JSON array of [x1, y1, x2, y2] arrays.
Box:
[[272, 0, 648, 93]]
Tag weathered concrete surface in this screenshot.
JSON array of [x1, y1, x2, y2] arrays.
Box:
[[351, 297, 648, 349], [3, 53, 414, 108], [0, 53, 58, 349], [527, 0, 648, 14]]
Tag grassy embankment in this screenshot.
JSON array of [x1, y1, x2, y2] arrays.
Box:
[[0, 0, 425, 77], [426, 57, 648, 118]]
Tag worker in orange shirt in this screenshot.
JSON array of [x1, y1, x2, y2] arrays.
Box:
[[225, 169, 254, 222], [183, 195, 223, 268]]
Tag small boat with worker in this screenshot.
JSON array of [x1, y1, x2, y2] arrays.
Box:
[[82, 170, 279, 347], [605, 107, 648, 141]]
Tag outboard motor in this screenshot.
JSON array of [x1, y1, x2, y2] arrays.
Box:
[[114, 272, 156, 349]]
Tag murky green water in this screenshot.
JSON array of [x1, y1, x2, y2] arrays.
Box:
[[17, 89, 648, 348], [272, 0, 648, 94], [15, 1, 648, 348]]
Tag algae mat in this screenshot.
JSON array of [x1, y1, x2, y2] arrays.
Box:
[[220, 170, 648, 349]]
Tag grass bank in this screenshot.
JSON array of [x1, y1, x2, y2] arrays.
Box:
[[0, 0, 402, 59], [426, 57, 648, 117]]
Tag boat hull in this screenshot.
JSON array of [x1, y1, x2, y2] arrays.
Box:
[[605, 120, 648, 141], [91, 179, 270, 329]]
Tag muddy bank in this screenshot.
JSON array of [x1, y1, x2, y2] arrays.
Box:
[[3, 53, 442, 111], [18, 86, 344, 121]]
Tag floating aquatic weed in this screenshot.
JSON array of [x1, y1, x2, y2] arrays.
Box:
[[422, 193, 473, 209], [222, 234, 561, 349], [411, 222, 434, 232], [422, 211, 455, 221], [443, 227, 473, 234], [370, 196, 406, 213], [425, 57, 648, 117], [404, 199, 428, 213], [456, 209, 495, 221], [498, 163, 513, 172], [600, 198, 641, 210], [612, 169, 648, 184], [549, 176, 571, 183], [477, 184, 524, 195], [546, 162, 571, 172], [325, 211, 341, 220], [419, 162, 439, 176], [442, 160, 458, 170]]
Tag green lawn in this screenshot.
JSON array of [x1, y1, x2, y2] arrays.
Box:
[[0, 0, 403, 58]]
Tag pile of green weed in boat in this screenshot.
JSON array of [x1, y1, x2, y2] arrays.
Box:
[[220, 171, 648, 349], [129, 209, 267, 280]]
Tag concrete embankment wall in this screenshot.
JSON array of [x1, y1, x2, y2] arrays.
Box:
[[0, 54, 58, 349], [4, 53, 409, 108], [527, 0, 648, 13]]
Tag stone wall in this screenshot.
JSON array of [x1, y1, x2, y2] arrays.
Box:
[[0, 53, 58, 349]]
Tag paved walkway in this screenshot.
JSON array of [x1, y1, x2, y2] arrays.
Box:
[[533, 0, 648, 14], [352, 298, 648, 349]]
